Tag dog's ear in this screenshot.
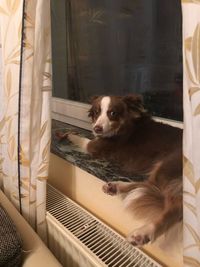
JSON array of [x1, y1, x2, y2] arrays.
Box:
[[88, 106, 94, 118], [123, 94, 143, 106], [88, 95, 100, 118], [123, 94, 147, 118], [89, 95, 100, 104]]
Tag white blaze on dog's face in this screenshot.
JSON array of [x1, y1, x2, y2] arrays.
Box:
[[90, 96, 113, 137], [94, 97, 112, 136]]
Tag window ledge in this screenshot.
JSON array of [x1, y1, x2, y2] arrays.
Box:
[[51, 120, 144, 182]]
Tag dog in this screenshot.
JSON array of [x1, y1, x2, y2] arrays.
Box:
[[59, 94, 182, 247]]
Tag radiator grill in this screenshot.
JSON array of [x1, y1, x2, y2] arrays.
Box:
[[46, 184, 162, 267]]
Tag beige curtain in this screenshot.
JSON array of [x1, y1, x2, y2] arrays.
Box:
[[0, 0, 52, 240], [182, 1, 200, 266]]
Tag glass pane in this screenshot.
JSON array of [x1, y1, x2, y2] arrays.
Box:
[[51, 0, 183, 121]]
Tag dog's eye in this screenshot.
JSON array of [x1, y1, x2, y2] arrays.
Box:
[[110, 111, 117, 117]]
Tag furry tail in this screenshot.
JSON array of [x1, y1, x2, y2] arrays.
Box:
[[123, 182, 165, 222]]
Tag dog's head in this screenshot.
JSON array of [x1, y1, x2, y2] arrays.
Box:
[[88, 94, 148, 137]]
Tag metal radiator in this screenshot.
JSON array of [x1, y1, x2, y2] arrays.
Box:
[[46, 184, 162, 267]]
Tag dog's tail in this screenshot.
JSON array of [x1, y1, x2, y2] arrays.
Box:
[[123, 182, 165, 222]]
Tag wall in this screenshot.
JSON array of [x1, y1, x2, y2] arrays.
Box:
[[48, 153, 182, 267]]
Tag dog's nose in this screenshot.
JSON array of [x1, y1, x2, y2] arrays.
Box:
[[94, 125, 103, 134]]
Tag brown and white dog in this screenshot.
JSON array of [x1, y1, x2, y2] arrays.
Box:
[[60, 94, 182, 247]]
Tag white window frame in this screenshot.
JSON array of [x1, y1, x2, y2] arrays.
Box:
[[52, 97, 183, 130]]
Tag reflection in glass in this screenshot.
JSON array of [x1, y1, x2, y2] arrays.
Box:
[[51, 0, 182, 121]]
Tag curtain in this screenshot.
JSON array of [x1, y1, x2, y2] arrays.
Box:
[[0, 0, 52, 240], [182, 1, 200, 266]]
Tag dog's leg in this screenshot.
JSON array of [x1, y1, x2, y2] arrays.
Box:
[[127, 198, 182, 246], [102, 181, 139, 196], [68, 133, 90, 153], [56, 130, 91, 153]]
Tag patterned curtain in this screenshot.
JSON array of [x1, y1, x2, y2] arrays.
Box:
[[182, 1, 200, 266], [0, 0, 52, 240]]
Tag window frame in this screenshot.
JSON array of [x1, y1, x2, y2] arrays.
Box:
[[52, 97, 183, 130]]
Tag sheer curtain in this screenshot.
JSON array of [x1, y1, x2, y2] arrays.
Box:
[[0, 0, 52, 240], [182, 1, 200, 266]]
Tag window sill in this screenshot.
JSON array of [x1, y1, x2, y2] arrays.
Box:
[[51, 119, 145, 183]]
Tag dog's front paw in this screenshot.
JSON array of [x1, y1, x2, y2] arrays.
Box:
[[102, 182, 118, 195], [55, 131, 68, 141], [55, 130, 78, 141], [127, 224, 155, 247]]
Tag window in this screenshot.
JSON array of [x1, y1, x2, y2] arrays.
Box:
[[51, 0, 182, 125]]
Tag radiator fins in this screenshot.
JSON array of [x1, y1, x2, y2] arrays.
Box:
[[46, 184, 162, 267]]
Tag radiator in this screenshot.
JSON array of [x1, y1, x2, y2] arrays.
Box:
[[46, 184, 162, 267]]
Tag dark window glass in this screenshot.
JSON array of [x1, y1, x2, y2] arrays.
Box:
[[51, 0, 182, 121]]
